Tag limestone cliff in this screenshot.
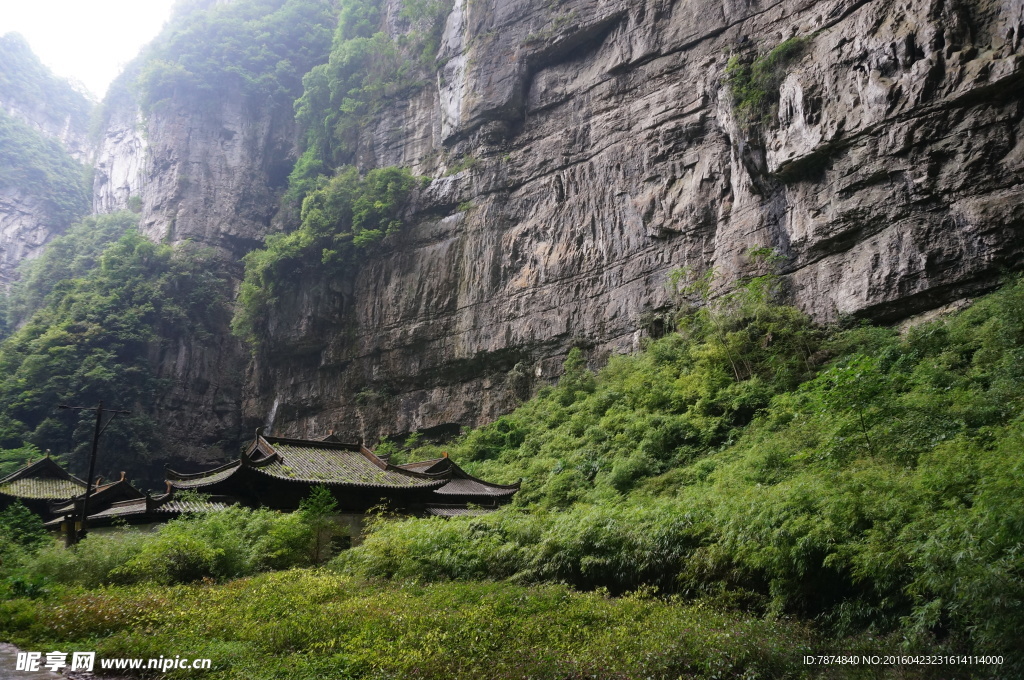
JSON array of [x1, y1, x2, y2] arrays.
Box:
[[238, 0, 1024, 443], [0, 34, 92, 284], [6, 0, 1024, 454], [85, 75, 305, 463]]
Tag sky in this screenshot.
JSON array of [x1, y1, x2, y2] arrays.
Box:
[[0, 0, 178, 99]]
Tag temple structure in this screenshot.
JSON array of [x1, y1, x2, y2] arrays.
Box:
[[396, 456, 520, 516], [48, 490, 238, 531], [0, 456, 87, 515], [26, 434, 520, 535], [44, 473, 151, 535], [163, 434, 520, 516]]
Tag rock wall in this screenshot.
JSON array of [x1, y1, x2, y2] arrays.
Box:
[[133, 92, 299, 256], [245, 0, 1024, 442], [0, 188, 60, 285], [10, 0, 1014, 450], [0, 35, 94, 285], [92, 105, 147, 215], [91, 83, 305, 461]]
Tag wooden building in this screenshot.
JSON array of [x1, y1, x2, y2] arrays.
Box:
[[44, 473, 150, 535], [0, 456, 87, 516], [163, 434, 520, 515], [60, 434, 520, 531], [47, 489, 238, 532], [396, 456, 521, 516]]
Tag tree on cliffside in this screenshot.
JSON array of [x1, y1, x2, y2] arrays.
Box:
[[0, 214, 232, 484]]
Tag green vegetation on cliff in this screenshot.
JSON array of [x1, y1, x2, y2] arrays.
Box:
[[0, 34, 91, 230], [0, 33, 93, 120], [726, 37, 808, 129], [290, 0, 450, 180], [233, 165, 422, 345], [0, 110, 90, 229], [137, 0, 338, 111], [0, 213, 232, 481]]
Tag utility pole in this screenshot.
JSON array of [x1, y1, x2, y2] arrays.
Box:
[[58, 401, 130, 544]]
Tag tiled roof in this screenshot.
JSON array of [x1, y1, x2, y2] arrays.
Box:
[[0, 476, 86, 500], [99, 497, 234, 518], [71, 494, 236, 522], [255, 442, 439, 488], [0, 457, 86, 500], [51, 479, 144, 515], [433, 476, 520, 497], [399, 457, 520, 498], [398, 458, 447, 474], [168, 463, 241, 489], [169, 437, 447, 490], [425, 505, 497, 518]]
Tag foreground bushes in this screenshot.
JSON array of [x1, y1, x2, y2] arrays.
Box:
[[0, 570, 824, 680], [4, 495, 340, 592]]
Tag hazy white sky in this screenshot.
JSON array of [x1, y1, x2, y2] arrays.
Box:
[[0, 0, 178, 99]]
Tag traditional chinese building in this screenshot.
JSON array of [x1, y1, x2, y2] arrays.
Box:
[[47, 488, 238, 531], [396, 456, 521, 516], [44, 473, 151, 536], [0, 456, 87, 515], [61, 434, 519, 532], [163, 434, 520, 515]]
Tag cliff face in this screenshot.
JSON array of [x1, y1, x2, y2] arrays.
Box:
[[0, 187, 64, 285], [240, 0, 1024, 442], [0, 34, 93, 284], [9, 0, 1023, 451], [90, 84, 303, 461]]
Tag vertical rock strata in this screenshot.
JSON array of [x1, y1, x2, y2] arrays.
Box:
[[246, 0, 1024, 442], [0, 34, 93, 284], [17, 0, 1022, 448], [116, 89, 302, 460]]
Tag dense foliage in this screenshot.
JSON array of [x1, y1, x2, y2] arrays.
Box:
[[3, 271, 1022, 675], [233, 165, 422, 344], [5, 212, 139, 327], [340, 276, 1024, 665], [0, 570, 825, 680], [14, 508, 326, 590], [0, 445, 44, 479], [0, 109, 90, 229], [0, 213, 232, 482], [0, 487, 342, 603], [290, 0, 450, 187], [136, 0, 338, 111]]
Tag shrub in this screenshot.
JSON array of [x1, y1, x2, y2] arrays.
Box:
[[726, 37, 808, 129], [233, 166, 422, 346], [3, 572, 820, 680], [21, 501, 333, 588], [27, 530, 147, 588], [338, 277, 1024, 658], [0, 501, 47, 549]]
